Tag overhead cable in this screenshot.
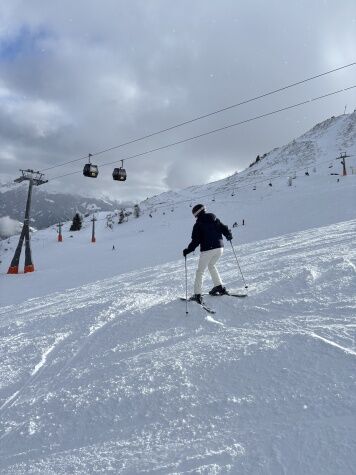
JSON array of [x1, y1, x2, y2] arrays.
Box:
[[41, 62, 356, 172]]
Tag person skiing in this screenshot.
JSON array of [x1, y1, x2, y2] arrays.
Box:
[[183, 204, 233, 304]]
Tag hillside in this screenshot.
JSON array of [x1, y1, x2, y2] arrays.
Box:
[[143, 110, 356, 210]]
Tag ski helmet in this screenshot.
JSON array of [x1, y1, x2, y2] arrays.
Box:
[[192, 204, 205, 217]]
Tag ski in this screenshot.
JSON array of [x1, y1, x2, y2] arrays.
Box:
[[226, 290, 248, 297], [227, 293, 248, 298], [180, 297, 216, 314], [204, 292, 247, 298]]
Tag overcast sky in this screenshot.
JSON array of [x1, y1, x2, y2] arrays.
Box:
[[0, 0, 355, 202]]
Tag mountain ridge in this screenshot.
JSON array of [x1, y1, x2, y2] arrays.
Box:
[[0, 184, 125, 236], [140, 111, 356, 210]]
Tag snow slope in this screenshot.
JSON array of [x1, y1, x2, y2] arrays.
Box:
[[0, 112, 355, 473], [0, 219, 355, 474]]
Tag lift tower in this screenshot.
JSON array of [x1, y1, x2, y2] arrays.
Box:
[[337, 152, 349, 176], [7, 170, 48, 274]]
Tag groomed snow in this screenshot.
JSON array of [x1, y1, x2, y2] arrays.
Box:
[[0, 218, 355, 473]]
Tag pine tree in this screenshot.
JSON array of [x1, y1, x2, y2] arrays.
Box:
[[118, 209, 125, 224], [70, 213, 83, 231], [106, 214, 113, 229]]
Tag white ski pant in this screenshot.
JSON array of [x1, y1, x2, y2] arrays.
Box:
[[194, 247, 223, 295]]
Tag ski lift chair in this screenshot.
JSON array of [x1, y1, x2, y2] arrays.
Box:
[[112, 160, 127, 181], [83, 163, 99, 178], [83, 154, 99, 178]]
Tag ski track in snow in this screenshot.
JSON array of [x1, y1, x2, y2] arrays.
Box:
[[31, 333, 70, 376], [0, 220, 355, 474]]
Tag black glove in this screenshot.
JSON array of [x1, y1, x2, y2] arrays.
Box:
[[226, 233, 233, 241], [183, 248, 189, 257]]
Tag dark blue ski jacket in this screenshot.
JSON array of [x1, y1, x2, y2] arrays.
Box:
[[185, 211, 232, 254]]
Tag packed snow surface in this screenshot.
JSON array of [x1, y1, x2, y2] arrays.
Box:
[[0, 112, 355, 473], [0, 218, 355, 474]]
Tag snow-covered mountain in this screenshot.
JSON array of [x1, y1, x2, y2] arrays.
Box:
[[0, 184, 122, 236], [0, 112, 355, 474], [143, 110, 356, 210]]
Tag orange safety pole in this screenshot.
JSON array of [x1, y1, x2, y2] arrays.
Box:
[[57, 222, 63, 242]]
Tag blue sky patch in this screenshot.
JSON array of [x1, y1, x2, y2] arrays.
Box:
[[0, 26, 50, 61]]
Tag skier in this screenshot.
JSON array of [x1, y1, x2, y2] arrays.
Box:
[[183, 204, 233, 304]]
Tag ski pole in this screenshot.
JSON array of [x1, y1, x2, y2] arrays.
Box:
[[229, 241, 248, 289], [184, 256, 189, 315]]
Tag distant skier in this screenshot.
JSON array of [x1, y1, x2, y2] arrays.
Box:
[[112, 245, 115, 250], [183, 204, 233, 304]]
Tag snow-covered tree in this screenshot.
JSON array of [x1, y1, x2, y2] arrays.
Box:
[[118, 209, 125, 224]]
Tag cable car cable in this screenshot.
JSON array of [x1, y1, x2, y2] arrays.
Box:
[[41, 62, 356, 173]]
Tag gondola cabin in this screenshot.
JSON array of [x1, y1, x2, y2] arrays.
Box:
[[112, 167, 127, 181], [83, 163, 99, 178]]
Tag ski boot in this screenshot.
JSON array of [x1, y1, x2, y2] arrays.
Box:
[[190, 294, 203, 304], [209, 285, 229, 296]]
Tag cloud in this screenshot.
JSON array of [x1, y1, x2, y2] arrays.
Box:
[[165, 158, 212, 190], [0, 0, 355, 203], [0, 216, 22, 238]]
